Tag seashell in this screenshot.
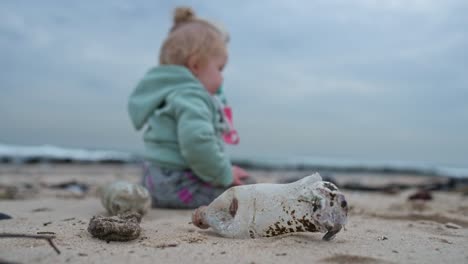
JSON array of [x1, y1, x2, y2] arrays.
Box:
[[100, 181, 151, 216]]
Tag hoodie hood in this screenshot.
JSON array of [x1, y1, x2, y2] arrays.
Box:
[[128, 65, 202, 130]]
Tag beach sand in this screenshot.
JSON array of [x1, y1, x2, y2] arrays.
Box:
[[1, 164, 468, 264]]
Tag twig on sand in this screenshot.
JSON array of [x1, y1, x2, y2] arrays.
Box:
[[0, 233, 61, 254]]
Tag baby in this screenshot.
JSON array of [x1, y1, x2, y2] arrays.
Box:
[[128, 7, 250, 209]]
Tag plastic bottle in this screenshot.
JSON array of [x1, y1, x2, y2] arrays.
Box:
[[192, 173, 348, 241], [100, 181, 151, 216]]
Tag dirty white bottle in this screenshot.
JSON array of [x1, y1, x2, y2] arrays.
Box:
[[192, 173, 348, 240], [100, 181, 151, 216]]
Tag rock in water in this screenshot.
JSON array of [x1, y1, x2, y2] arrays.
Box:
[[192, 173, 348, 241]]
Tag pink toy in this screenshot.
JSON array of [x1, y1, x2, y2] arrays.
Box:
[[222, 105, 239, 145]]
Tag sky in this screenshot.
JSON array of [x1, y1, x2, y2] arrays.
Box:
[[1, 0, 467, 167]]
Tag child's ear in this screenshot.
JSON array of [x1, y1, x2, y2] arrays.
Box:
[[187, 55, 200, 76]]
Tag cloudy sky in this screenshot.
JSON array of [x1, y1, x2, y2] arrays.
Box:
[[1, 0, 467, 167]]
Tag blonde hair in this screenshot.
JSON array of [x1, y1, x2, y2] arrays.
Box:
[[159, 7, 228, 66]]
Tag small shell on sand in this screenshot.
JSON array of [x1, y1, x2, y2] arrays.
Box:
[[99, 181, 151, 216]]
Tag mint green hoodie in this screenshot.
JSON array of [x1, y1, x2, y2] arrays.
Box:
[[128, 65, 233, 187]]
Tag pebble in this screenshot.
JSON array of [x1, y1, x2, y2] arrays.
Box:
[[445, 222, 462, 229], [0, 212, 12, 220], [378, 236, 388, 241]]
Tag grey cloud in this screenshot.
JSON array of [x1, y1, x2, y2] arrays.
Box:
[[1, 0, 467, 166]]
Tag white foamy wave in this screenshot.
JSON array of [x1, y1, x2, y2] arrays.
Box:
[[0, 143, 136, 163]]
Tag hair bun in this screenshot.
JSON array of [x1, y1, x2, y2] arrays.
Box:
[[174, 7, 195, 25]]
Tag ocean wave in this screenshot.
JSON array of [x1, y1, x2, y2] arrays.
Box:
[[231, 156, 468, 178], [0, 143, 137, 163]]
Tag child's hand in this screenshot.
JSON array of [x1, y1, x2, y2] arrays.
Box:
[[231, 166, 249, 186]]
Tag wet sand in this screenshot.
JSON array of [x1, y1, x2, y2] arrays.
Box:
[[1, 164, 468, 264]]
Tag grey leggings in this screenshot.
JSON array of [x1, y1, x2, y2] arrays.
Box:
[[141, 162, 228, 209]]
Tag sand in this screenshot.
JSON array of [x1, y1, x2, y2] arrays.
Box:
[[1, 164, 468, 264]]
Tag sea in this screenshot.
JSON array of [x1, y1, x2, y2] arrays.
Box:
[[0, 143, 467, 179]]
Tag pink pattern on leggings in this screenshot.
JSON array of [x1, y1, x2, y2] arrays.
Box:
[[185, 171, 212, 187], [177, 188, 193, 204]]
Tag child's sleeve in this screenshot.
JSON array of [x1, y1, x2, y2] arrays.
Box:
[[172, 91, 233, 187]]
